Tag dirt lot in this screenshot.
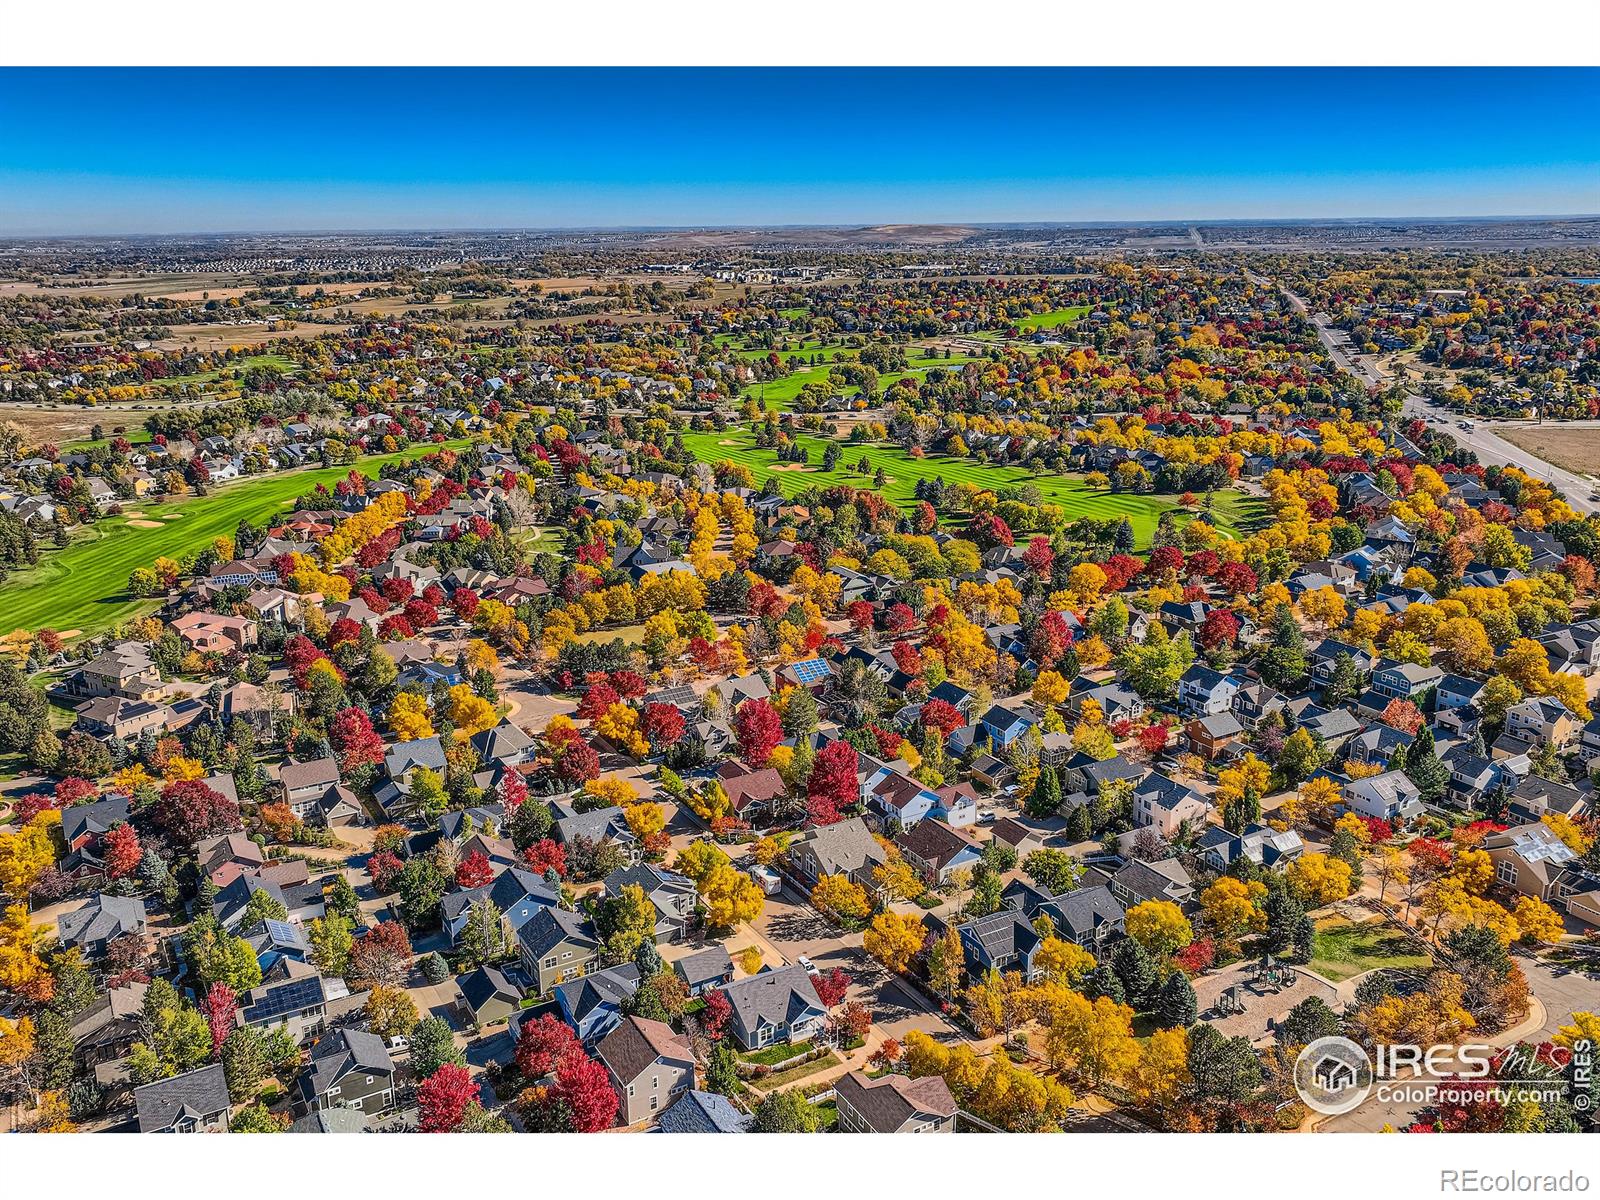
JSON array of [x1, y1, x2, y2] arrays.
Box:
[[1493, 423, 1600, 478], [0, 402, 182, 444]]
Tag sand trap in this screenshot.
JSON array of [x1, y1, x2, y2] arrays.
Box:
[[57, 629, 83, 640], [716, 439, 742, 446], [123, 511, 147, 518], [128, 520, 162, 528], [161, 514, 182, 520], [769, 463, 818, 473]]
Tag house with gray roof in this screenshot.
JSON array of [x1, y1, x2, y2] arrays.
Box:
[[135, 1063, 231, 1133], [517, 905, 602, 995], [655, 1088, 750, 1133], [57, 893, 146, 958], [716, 965, 827, 1050], [787, 816, 887, 890], [295, 1028, 395, 1116], [552, 962, 641, 1046], [835, 1069, 956, 1133]]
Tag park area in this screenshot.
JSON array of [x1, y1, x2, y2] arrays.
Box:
[[1307, 916, 1433, 983], [0, 441, 469, 640], [680, 426, 1265, 547]]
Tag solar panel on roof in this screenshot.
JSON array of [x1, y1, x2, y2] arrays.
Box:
[[790, 659, 829, 684], [264, 919, 303, 945], [244, 978, 324, 1022]]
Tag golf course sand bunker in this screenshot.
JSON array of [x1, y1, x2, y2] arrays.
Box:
[[128, 520, 163, 528], [716, 439, 743, 446], [769, 463, 818, 472]]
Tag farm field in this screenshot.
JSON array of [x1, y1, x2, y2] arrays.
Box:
[[680, 426, 1264, 546], [0, 440, 472, 640]]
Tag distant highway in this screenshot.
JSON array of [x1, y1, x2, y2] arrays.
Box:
[[1251, 272, 1600, 517]]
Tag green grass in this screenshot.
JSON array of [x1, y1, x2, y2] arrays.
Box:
[[0, 440, 473, 640], [1309, 918, 1433, 982], [759, 1049, 842, 1090], [739, 1039, 816, 1067], [1015, 305, 1091, 332], [681, 426, 1263, 547], [154, 353, 298, 389]]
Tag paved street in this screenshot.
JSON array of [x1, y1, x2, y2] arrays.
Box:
[[1257, 273, 1600, 515]]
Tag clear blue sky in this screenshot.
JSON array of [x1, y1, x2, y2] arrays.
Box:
[[1, 67, 1596, 234]]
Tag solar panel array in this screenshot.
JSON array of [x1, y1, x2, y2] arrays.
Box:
[[264, 919, 305, 946], [1511, 829, 1575, 864], [789, 659, 830, 685], [244, 978, 325, 1022]]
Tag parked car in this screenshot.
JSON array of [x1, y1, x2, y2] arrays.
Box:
[[748, 864, 782, 895]]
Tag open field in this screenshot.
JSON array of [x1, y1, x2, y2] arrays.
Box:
[[681, 426, 1265, 546], [0, 403, 183, 446], [153, 352, 298, 389], [1015, 305, 1091, 331], [1491, 423, 1600, 481], [153, 322, 341, 353], [1308, 917, 1433, 982], [0, 440, 472, 639]]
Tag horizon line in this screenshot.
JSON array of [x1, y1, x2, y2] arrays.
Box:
[[3, 212, 1600, 242]]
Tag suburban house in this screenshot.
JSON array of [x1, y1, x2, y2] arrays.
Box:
[[1186, 711, 1244, 762], [294, 1028, 396, 1117], [895, 819, 984, 886], [1342, 770, 1425, 826], [458, 964, 523, 1029], [834, 1070, 957, 1133], [1132, 773, 1211, 838], [1503, 695, 1579, 751], [717, 966, 828, 1050], [656, 1089, 751, 1133], [787, 816, 888, 890], [552, 963, 642, 1046], [517, 906, 602, 995], [603, 864, 698, 943], [598, 1015, 696, 1127], [134, 1064, 231, 1133], [1483, 822, 1588, 904], [977, 704, 1033, 750], [1110, 857, 1196, 908], [673, 945, 734, 997], [57, 893, 147, 959], [1177, 665, 1240, 717]]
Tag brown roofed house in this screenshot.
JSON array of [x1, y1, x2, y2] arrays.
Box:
[[834, 1070, 957, 1133]]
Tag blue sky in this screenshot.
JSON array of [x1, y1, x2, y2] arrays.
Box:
[[0, 67, 1596, 234]]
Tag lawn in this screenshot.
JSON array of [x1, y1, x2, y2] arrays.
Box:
[[1309, 918, 1433, 982], [739, 1039, 816, 1067], [153, 352, 298, 389], [1015, 305, 1091, 332], [680, 426, 1264, 547], [0, 440, 472, 640]]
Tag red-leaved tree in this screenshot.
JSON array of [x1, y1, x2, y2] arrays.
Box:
[[734, 698, 783, 767], [202, 982, 238, 1059], [103, 822, 142, 880], [455, 850, 494, 889], [155, 779, 241, 849], [523, 839, 567, 878], [552, 1050, 619, 1132], [418, 1063, 478, 1132], [514, 1013, 581, 1080], [812, 967, 850, 1008]]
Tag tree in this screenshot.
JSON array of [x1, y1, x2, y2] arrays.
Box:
[[872, 857, 925, 904], [1035, 937, 1095, 985], [810, 874, 871, 922], [230, 1103, 287, 1133], [1278, 995, 1342, 1048], [597, 883, 658, 962], [417, 1062, 478, 1132], [751, 1087, 821, 1132], [734, 698, 783, 766], [183, 916, 261, 993], [1185, 1023, 1262, 1109], [1131, 1027, 1191, 1126], [1199, 877, 1266, 950], [515, 1013, 581, 1081], [1153, 971, 1198, 1029], [1124, 900, 1193, 960], [350, 921, 413, 988], [1111, 938, 1159, 1009], [154, 778, 240, 848], [407, 1017, 465, 1080], [1286, 853, 1354, 907], [863, 910, 925, 974], [1025, 764, 1063, 819], [1277, 728, 1325, 785], [330, 707, 385, 781], [306, 914, 353, 978], [102, 822, 142, 880], [455, 849, 495, 889], [699, 863, 763, 928], [220, 1026, 266, 1103], [551, 1048, 619, 1131], [365, 985, 419, 1040], [201, 983, 238, 1060], [1023, 848, 1082, 894], [806, 740, 858, 824]]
